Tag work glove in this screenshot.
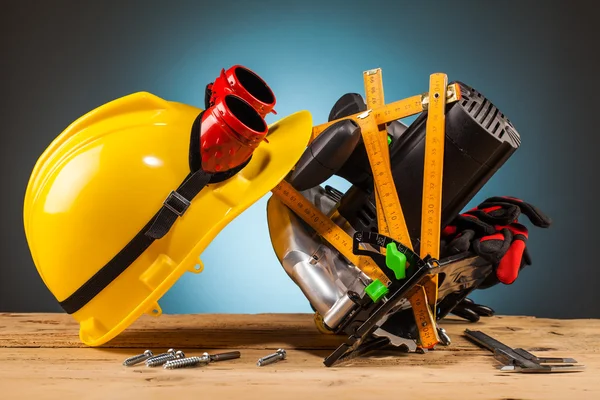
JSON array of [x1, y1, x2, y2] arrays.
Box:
[[451, 298, 496, 322], [441, 196, 552, 288]]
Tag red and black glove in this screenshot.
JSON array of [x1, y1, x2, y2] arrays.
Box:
[[441, 196, 552, 288]]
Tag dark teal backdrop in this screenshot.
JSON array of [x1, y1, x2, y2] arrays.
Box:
[[1, 0, 597, 317]]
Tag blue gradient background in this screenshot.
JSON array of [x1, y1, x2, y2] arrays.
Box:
[[1, 0, 598, 317]]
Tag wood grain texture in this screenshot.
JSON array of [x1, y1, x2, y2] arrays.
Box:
[[0, 313, 598, 399]]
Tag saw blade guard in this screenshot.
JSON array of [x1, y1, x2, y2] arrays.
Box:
[[267, 185, 371, 329]]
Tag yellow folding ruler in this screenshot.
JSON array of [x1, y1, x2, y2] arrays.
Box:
[[363, 69, 391, 239], [355, 112, 412, 247], [353, 101, 439, 349], [419, 73, 449, 318], [271, 180, 391, 287], [311, 82, 461, 143], [358, 69, 454, 349]]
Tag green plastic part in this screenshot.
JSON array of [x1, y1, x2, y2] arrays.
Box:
[[365, 279, 389, 303], [385, 242, 407, 280], [387, 134, 392, 145]]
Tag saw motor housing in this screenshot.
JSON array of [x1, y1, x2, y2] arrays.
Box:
[[337, 82, 521, 251]]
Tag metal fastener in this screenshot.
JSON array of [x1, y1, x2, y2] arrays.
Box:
[[204, 351, 241, 362], [257, 349, 286, 367], [164, 354, 210, 370], [122, 350, 153, 366], [145, 348, 175, 363], [146, 350, 185, 367]]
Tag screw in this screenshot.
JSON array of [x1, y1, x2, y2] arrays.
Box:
[[257, 349, 286, 367], [122, 350, 153, 366], [145, 348, 175, 363], [205, 351, 241, 362], [146, 350, 185, 367], [164, 354, 210, 370]]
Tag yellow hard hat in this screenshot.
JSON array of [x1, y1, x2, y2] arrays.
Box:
[[23, 91, 312, 346]]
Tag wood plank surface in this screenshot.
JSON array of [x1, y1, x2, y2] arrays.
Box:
[[0, 313, 598, 399]]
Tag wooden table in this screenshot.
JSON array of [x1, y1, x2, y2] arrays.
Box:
[[0, 313, 598, 399]]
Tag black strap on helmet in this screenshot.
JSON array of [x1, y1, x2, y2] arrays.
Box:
[[59, 110, 251, 314], [205, 84, 213, 109]]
